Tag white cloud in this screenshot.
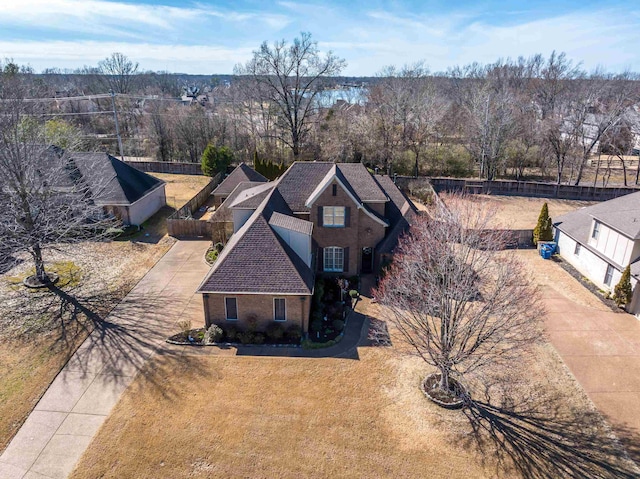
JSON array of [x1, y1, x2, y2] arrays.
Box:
[[0, 40, 255, 73], [0, 0, 291, 35], [334, 7, 640, 75], [0, 2, 638, 75]]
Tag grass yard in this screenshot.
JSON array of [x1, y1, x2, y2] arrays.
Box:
[[151, 173, 211, 211], [0, 240, 173, 452], [69, 292, 637, 478], [69, 351, 493, 479], [0, 173, 210, 452], [439, 193, 596, 229]]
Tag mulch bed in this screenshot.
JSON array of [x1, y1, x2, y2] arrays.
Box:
[[421, 373, 468, 409], [23, 273, 60, 289], [167, 328, 206, 345]]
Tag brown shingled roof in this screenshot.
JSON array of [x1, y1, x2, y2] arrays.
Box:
[[213, 163, 268, 196], [276, 162, 334, 212], [228, 182, 275, 209], [337, 163, 387, 203], [276, 162, 388, 212], [374, 175, 418, 254], [269, 211, 313, 235], [198, 188, 313, 295]]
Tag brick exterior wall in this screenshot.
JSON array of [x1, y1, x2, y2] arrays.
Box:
[[310, 179, 386, 274], [203, 293, 312, 332]]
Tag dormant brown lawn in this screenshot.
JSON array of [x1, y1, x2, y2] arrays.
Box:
[[69, 254, 638, 479], [439, 193, 596, 229], [69, 350, 494, 479], [151, 173, 211, 210], [0, 173, 205, 452]]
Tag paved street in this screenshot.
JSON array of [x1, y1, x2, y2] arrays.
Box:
[[0, 240, 211, 479]]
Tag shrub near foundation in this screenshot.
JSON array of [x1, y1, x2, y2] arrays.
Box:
[[205, 324, 223, 344], [266, 322, 285, 341]]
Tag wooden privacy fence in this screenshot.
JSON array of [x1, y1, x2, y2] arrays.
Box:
[[167, 219, 216, 238], [125, 160, 203, 175], [395, 176, 639, 202], [167, 172, 222, 238], [503, 229, 534, 248]]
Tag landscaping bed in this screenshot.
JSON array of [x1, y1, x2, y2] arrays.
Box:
[[167, 322, 303, 347], [308, 276, 359, 344], [551, 255, 623, 312], [421, 373, 468, 409], [204, 242, 224, 265]]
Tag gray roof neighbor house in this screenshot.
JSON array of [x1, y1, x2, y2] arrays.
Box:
[[555, 191, 640, 243], [554, 190, 640, 277], [70, 152, 165, 206]]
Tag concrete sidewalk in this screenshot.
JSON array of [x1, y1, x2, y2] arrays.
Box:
[[543, 286, 640, 455], [0, 240, 211, 479]]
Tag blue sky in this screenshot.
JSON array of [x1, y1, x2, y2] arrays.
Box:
[[1, 0, 639, 74]]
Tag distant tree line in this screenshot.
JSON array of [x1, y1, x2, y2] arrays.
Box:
[[4, 35, 640, 185]]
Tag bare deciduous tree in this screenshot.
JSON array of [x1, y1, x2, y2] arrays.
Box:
[[375, 195, 542, 395], [97, 52, 139, 94], [235, 32, 346, 158], [0, 96, 118, 285], [450, 64, 518, 180], [368, 63, 449, 175]]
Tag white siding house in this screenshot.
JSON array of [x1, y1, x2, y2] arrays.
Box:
[[554, 191, 640, 315]]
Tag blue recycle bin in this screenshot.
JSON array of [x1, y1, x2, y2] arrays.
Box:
[[539, 242, 556, 259]]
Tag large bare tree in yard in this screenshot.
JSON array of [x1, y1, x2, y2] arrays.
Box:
[[376, 196, 542, 402], [0, 95, 118, 287], [235, 32, 346, 158]]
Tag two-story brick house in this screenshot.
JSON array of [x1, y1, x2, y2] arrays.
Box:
[[197, 161, 417, 333]]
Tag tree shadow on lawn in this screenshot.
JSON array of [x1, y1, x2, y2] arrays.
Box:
[[463, 389, 640, 479], [2, 274, 204, 401]]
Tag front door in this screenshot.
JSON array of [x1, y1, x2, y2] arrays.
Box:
[[361, 247, 373, 274]]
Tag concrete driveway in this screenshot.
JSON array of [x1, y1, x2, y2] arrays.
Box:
[[0, 240, 211, 479], [543, 286, 640, 446]]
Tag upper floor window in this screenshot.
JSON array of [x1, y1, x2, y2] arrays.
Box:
[[574, 243, 581, 256], [324, 247, 344, 272], [592, 221, 601, 241], [323, 206, 345, 227]]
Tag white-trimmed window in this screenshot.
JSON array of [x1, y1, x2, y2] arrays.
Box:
[[274, 298, 286, 321], [225, 297, 238, 320], [574, 243, 581, 256], [604, 265, 614, 286], [592, 221, 601, 240], [323, 206, 345, 227], [324, 247, 344, 272]]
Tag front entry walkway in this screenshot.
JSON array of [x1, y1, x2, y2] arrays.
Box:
[[0, 240, 211, 479]]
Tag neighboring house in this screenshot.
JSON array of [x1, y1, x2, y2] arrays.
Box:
[[197, 161, 417, 333], [211, 162, 268, 206], [554, 191, 640, 314], [70, 152, 166, 226]]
